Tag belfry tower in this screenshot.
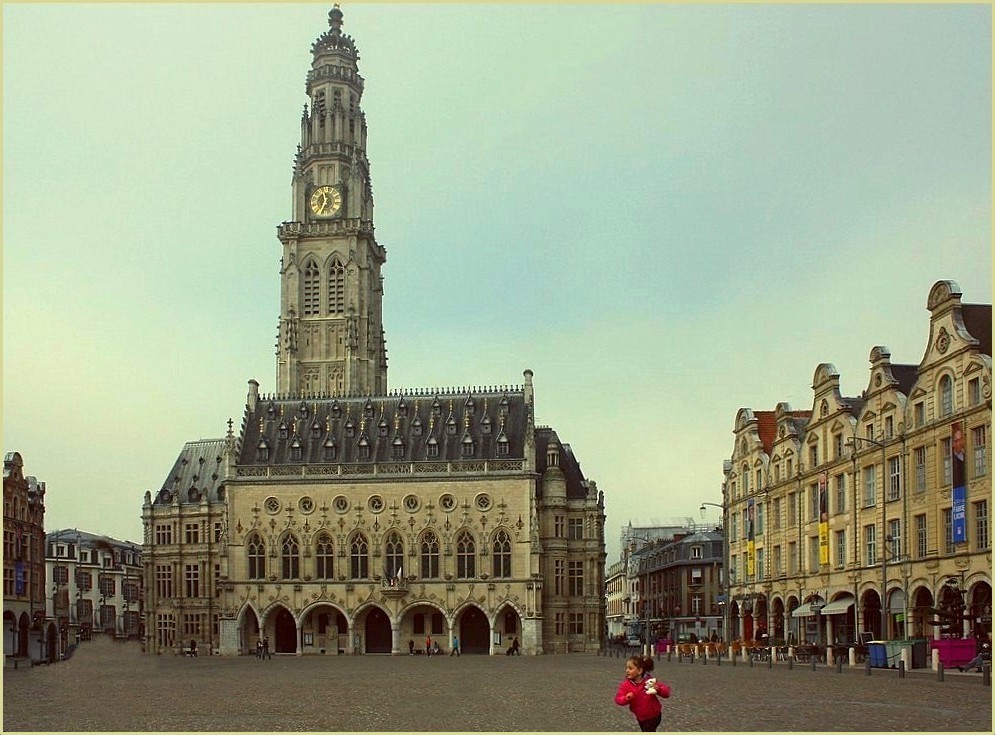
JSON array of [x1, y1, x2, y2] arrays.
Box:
[[276, 6, 387, 397]]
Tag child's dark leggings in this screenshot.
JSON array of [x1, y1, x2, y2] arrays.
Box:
[[638, 714, 662, 731]]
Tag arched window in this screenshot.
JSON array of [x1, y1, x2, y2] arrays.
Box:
[[350, 533, 369, 579], [247, 534, 266, 580], [492, 529, 512, 578], [328, 256, 345, 314], [420, 531, 440, 579], [384, 531, 404, 579], [315, 533, 334, 580], [302, 258, 321, 316], [456, 530, 475, 579], [940, 375, 954, 416], [281, 534, 300, 579]]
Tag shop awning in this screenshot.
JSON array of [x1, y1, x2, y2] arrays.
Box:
[[792, 605, 814, 618], [820, 594, 856, 616]]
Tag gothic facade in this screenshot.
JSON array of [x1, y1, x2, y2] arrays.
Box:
[[141, 7, 606, 656]]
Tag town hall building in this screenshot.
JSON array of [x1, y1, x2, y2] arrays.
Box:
[[141, 7, 607, 656]]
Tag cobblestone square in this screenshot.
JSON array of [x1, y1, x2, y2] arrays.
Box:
[[3, 640, 991, 731]]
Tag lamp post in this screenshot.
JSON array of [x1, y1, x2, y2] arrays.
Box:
[[699, 502, 727, 641], [848, 435, 889, 640]]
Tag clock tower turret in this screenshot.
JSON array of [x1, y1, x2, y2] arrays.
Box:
[[276, 5, 387, 397]]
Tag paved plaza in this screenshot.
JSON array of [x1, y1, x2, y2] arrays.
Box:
[[3, 638, 991, 732]]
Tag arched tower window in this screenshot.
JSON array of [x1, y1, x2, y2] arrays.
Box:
[[456, 530, 475, 579], [350, 533, 369, 579], [384, 531, 404, 579], [281, 533, 301, 579], [939, 374, 954, 416], [492, 529, 512, 579], [420, 531, 440, 579], [328, 256, 345, 314], [302, 258, 321, 316], [247, 533, 266, 580], [315, 532, 334, 580]]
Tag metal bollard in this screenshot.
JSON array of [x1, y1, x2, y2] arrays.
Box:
[[836, 657, 843, 674], [899, 661, 905, 679], [937, 662, 944, 682], [811, 657, 816, 672], [788, 657, 793, 671], [749, 655, 754, 668], [716, 652, 721, 667], [768, 653, 772, 669], [983, 664, 990, 687], [732, 652, 736, 667], [866, 657, 872, 676], [667, 650, 672, 662], [702, 652, 707, 666]]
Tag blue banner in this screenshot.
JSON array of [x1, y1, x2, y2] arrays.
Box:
[[952, 485, 967, 543], [14, 562, 25, 595]]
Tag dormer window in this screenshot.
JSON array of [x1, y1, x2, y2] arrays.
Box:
[[378, 419, 388, 437], [496, 433, 509, 456], [446, 416, 457, 435], [331, 401, 342, 419], [345, 420, 355, 438], [290, 438, 303, 462], [357, 440, 370, 461], [257, 440, 270, 463], [431, 399, 441, 417], [267, 402, 276, 417], [461, 435, 474, 457], [364, 400, 375, 419], [427, 437, 439, 459], [481, 416, 492, 435], [311, 420, 322, 438], [323, 437, 337, 462], [278, 421, 289, 440], [412, 418, 423, 437], [465, 397, 475, 415], [398, 400, 408, 417], [392, 437, 405, 460]]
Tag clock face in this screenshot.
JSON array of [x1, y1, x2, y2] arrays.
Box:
[[309, 185, 342, 217]]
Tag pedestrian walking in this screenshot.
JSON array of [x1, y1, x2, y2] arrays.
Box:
[[263, 637, 272, 660], [256, 639, 263, 659], [512, 636, 521, 655], [408, 639, 415, 655], [614, 654, 670, 732], [450, 635, 461, 656]]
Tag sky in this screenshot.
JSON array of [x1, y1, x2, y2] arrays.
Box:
[[3, 3, 991, 565]]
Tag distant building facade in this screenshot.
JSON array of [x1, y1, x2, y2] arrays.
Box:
[[3, 452, 46, 663], [723, 280, 991, 645], [45, 529, 143, 659], [141, 7, 606, 656]]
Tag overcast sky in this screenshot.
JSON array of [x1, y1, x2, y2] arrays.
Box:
[[3, 3, 991, 563]]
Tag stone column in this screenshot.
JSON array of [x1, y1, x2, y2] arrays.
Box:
[[391, 622, 401, 655]]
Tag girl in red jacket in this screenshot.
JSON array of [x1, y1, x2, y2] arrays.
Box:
[[614, 654, 671, 731]]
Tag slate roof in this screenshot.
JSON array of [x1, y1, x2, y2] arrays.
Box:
[[534, 426, 591, 501], [237, 388, 527, 466], [962, 304, 992, 357], [154, 438, 228, 505], [891, 364, 919, 397]]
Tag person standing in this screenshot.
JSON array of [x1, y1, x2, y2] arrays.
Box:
[[614, 654, 671, 732], [425, 635, 432, 656], [256, 639, 263, 660], [408, 639, 415, 656], [450, 635, 461, 656], [263, 637, 272, 660]]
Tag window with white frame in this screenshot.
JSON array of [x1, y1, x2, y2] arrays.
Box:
[[888, 519, 901, 559], [914, 402, 925, 427], [941, 437, 952, 485], [756, 503, 764, 534], [863, 466, 876, 507], [834, 434, 844, 460], [755, 549, 765, 580], [788, 541, 797, 574], [943, 507, 954, 554], [773, 545, 782, 576], [773, 498, 782, 530], [884, 415, 894, 438], [939, 375, 954, 416], [888, 456, 901, 501], [864, 525, 877, 566], [809, 445, 818, 468], [973, 426, 988, 478], [809, 536, 820, 571], [835, 529, 846, 568], [969, 377, 982, 406], [788, 492, 797, 526], [915, 447, 927, 493], [691, 545, 702, 559], [975, 500, 989, 551], [915, 514, 927, 559], [835, 474, 846, 515]]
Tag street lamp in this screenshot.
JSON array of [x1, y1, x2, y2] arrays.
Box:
[[848, 435, 890, 640], [699, 502, 727, 641]]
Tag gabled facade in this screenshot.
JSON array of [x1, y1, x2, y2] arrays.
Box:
[[724, 280, 991, 646], [3, 452, 46, 663]]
